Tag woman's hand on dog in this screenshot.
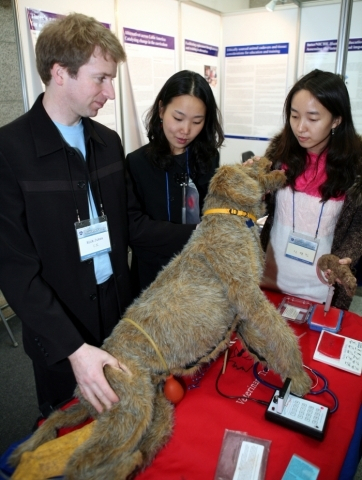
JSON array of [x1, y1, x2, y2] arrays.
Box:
[[69, 343, 131, 413], [242, 155, 260, 165]]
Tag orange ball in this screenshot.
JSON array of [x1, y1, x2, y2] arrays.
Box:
[[163, 375, 185, 404]]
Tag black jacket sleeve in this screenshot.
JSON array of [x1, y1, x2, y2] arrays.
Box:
[[0, 149, 85, 365], [125, 153, 195, 256]]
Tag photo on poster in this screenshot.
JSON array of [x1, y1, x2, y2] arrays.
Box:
[[184, 39, 219, 100], [204, 65, 217, 87]]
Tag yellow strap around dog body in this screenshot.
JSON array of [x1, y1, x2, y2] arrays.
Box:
[[203, 208, 257, 223], [123, 317, 169, 373]]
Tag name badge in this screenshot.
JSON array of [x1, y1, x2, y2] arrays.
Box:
[[285, 231, 319, 265], [75, 215, 112, 262]]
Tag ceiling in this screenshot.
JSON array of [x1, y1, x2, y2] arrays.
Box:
[[185, 0, 318, 13], [187, 0, 250, 12]]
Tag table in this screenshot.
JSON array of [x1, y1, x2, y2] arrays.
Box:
[[136, 291, 362, 480], [3, 292, 361, 480]]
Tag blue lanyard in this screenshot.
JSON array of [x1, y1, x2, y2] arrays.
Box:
[[292, 191, 325, 239], [165, 171, 171, 221], [165, 148, 190, 222]]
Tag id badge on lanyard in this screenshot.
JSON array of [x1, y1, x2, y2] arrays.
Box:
[[75, 215, 112, 262], [285, 232, 319, 265], [285, 192, 324, 266]]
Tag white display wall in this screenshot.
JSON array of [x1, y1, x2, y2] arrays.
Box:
[[13, 0, 362, 160], [117, 0, 222, 154], [14, 0, 122, 134], [298, 1, 362, 136], [220, 0, 362, 165], [220, 4, 300, 164], [117, 0, 179, 152]]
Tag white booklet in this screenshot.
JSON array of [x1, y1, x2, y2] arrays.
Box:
[[313, 330, 362, 376]]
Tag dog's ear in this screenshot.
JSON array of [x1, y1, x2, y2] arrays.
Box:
[[244, 157, 286, 193], [259, 170, 286, 192], [208, 164, 261, 206]]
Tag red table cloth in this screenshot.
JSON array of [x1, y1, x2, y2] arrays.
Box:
[[136, 291, 362, 480]]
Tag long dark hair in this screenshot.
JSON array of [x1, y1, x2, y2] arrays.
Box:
[[145, 70, 224, 173], [272, 69, 361, 201]]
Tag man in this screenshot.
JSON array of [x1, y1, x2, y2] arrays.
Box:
[[0, 13, 193, 415]]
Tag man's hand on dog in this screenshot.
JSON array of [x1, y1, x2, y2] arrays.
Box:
[[69, 343, 131, 413]]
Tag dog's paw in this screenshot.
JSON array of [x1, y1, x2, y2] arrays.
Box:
[[317, 254, 357, 297], [289, 370, 312, 397], [9, 420, 59, 467], [9, 441, 33, 467]]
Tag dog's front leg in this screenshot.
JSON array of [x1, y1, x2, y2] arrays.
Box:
[[234, 288, 312, 396], [202, 246, 311, 396]]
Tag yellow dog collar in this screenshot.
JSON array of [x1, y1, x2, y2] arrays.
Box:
[[203, 208, 257, 224]]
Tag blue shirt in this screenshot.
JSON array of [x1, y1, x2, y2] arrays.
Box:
[[53, 120, 113, 284]]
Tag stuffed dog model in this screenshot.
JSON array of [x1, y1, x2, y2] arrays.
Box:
[[11, 157, 311, 479], [317, 253, 357, 297]]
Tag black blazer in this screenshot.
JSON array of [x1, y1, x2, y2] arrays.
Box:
[[0, 95, 192, 366], [126, 144, 219, 291]]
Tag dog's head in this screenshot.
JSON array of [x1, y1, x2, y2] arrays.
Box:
[[203, 157, 286, 218]]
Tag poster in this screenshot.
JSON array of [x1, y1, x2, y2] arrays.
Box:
[[223, 43, 289, 140], [303, 38, 362, 134], [26, 8, 117, 131], [184, 39, 219, 101], [123, 27, 176, 144]]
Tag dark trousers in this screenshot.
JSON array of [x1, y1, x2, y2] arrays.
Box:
[[32, 275, 120, 412]]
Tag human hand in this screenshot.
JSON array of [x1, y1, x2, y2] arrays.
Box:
[[338, 257, 352, 265], [68, 343, 131, 413], [242, 155, 260, 166]]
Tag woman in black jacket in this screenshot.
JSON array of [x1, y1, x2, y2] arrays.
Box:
[[127, 70, 224, 293]]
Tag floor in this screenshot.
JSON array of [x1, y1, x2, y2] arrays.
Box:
[[0, 290, 362, 478]]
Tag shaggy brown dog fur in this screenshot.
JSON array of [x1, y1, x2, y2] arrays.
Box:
[[317, 253, 357, 297], [11, 157, 311, 479]]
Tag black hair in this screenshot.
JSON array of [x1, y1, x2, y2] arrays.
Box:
[[145, 70, 224, 174], [272, 69, 361, 200]]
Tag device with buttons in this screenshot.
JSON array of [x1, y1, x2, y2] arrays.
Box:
[[265, 380, 329, 440]]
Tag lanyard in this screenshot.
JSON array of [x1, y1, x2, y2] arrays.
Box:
[[165, 148, 190, 222], [292, 190, 325, 239], [181, 149, 190, 224]]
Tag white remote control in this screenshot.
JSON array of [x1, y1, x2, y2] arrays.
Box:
[[265, 381, 329, 440]]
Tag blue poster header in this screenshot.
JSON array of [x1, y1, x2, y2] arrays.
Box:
[[27, 9, 64, 31], [225, 135, 270, 141], [185, 40, 218, 57], [305, 38, 362, 53], [124, 27, 174, 50], [27, 9, 110, 31], [226, 43, 289, 57]]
